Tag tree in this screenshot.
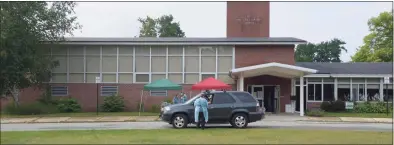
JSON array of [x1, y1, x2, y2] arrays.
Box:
[[138, 16, 157, 37], [352, 11, 393, 62], [0, 2, 81, 106], [295, 38, 347, 62], [138, 14, 185, 37]]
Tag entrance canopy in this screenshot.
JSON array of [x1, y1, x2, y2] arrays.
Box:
[[230, 62, 318, 78]]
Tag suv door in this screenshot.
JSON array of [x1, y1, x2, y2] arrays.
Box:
[[208, 92, 237, 121]]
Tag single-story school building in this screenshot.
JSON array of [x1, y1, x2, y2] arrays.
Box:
[[1, 2, 392, 116]]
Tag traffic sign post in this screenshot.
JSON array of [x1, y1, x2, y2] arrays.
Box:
[[95, 77, 101, 115], [383, 77, 390, 116]]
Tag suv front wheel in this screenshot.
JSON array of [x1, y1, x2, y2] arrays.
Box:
[[171, 114, 188, 129], [231, 113, 249, 128]]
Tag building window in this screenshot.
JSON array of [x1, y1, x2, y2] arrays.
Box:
[[150, 90, 167, 97], [367, 84, 380, 101], [338, 84, 350, 101], [101, 86, 118, 96], [307, 84, 322, 101], [323, 84, 334, 101], [135, 74, 149, 83], [51, 86, 68, 96], [201, 74, 215, 80], [352, 84, 365, 101]]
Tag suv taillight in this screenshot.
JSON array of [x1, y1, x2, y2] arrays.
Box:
[[256, 103, 260, 112]]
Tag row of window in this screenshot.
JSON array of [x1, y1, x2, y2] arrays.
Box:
[[51, 86, 167, 97], [296, 84, 393, 102], [51, 73, 233, 84], [50, 45, 234, 56]]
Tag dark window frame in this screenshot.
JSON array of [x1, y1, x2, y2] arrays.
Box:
[[211, 93, 236, 104]]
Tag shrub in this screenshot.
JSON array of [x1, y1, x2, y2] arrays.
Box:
[[37, 86, 58, 105], [306, 108, 325, 117], [164, 98, 172, 104], [56, 98, 81, 113], [150, 104, 161, 113], [354, 102, 392, 113], [4, 102, 58, 115], [101, 94, 125, 112], [320, 100, 345, 112]]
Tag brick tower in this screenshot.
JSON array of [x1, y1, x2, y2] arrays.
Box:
[[226, 2, 270, 37]]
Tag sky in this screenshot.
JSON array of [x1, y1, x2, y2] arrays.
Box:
[[71, 1, 392, 62]]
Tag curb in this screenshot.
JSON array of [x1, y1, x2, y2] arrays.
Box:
[[1, 117, 161, 124], [298, 120, 393, 124]]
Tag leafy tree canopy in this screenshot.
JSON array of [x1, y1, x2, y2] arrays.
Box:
[[138, 14, 185, 37], [351, 11, 393, 62], [0, 2, 81, 104], [295, 38, 347, 62]]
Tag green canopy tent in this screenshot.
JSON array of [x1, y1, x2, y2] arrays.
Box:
[[139, 79, 182, 116]]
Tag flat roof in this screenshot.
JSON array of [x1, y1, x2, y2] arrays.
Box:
[[57, 37, 307, 45]]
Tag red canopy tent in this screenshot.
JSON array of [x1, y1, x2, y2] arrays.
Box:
[[191, 77, 232, 90]]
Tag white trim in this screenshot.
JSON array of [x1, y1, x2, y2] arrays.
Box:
[[215, 46, 218, 79], [364, 78, 367, 100], [149, 46, 152, 83], [232, 46, 235, 69], [116, 46, 119, 83], [198, 47, 202, 81], [230, 62, 317, 79], [231, 62, 318, 74], [66, 47, 70, 82], [305, 74, 393, 78], [59, 42, 307, 46], [380, 78, 384, 101], [334, 78, 338, 100], [132, 46, 136, 83], [83, 46, 86, 83], [350, 78, 353, 101], [182, 46, 185, 84], [50, 46, 53, 83], [99, 46, 103, 83], [166, 45, 169, 79]]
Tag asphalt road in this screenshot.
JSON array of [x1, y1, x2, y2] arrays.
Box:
[[1, 120, 392, 132]]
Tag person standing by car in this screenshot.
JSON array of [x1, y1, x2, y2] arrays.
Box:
[[172, 94, 180, 104], [194, 94, 209, 129], [180, 92, 188, 103]]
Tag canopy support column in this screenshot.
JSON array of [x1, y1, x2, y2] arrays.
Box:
[[238, 72, 244, 91]]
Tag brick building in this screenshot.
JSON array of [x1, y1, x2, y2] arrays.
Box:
[[1, 2, 392, 116]]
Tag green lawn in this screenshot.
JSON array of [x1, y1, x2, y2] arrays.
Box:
[[1, 129, 392, 144], [323, 112, 393, 118], [0, 112, 159, 118]]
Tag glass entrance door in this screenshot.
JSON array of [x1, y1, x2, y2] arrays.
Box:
[[252, 86, 264, 107]]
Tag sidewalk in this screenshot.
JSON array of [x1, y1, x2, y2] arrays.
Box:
[[0, 115, 392, 124], [305, 117, 393, 124], [0, 116, 160, 124]]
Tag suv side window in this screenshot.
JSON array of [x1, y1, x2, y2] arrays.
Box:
[[212, 93, 236, 104], [231, 92, 257, 103]]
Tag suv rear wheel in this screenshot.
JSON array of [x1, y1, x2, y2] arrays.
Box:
[[171, 114, 188, 129], [231, 113, 249, 128]]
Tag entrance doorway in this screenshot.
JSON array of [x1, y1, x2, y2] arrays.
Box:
[[248, 85, 278, 112]]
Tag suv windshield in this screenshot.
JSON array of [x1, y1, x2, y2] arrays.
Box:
[[184, 93, 202, 104]]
